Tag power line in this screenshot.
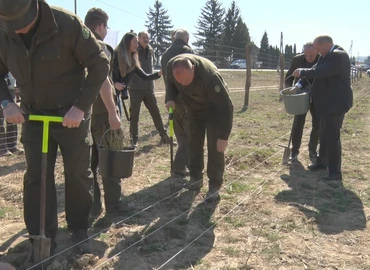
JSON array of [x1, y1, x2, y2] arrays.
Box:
[[95, 0, 146, 20]]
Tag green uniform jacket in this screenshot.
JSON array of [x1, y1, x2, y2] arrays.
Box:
[[161, 39, 194, 103], [166, 54, 234, 140], [130, 44, 155, 90], [0, 1, 109, 115], [92, 32, 116, 116]]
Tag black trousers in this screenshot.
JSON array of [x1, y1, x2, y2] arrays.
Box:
[[291, 102, 320, 156], [91, 114, 122, 211], [22, 119, 93, 240], [129, 88, 166, 141], [318, 113, 345, 175], [187, 112, 224, 188], [172, 103, 189, 172]]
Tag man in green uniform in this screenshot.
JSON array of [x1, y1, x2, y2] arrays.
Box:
[[0, 0, 109, 255], [161, 29, 194, 176], [129, 31, 169, 147], [84, 7, 133, 218], [165, 54, 234, 202]]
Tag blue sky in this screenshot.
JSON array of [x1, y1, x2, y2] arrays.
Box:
[[47, 0, 370, 59]]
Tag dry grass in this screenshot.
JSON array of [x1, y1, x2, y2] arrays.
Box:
[[0, 71, 369, 270]]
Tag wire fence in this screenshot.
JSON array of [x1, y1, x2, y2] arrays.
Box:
[[21, 84, 370, 269], [0, 45, 366, 269]]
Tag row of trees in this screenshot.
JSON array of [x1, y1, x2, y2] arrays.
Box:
[[145, 0, 298, 68]]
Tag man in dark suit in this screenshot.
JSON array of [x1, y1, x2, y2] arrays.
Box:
[[293, 35, 353, 181], [285, 42, 320, 162]]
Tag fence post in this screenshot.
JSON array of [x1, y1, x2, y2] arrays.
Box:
[[351, 68, 354, 83], [242, 43, 252, 112], [279, 54, 285, 101], [356, 67, 360, 80]]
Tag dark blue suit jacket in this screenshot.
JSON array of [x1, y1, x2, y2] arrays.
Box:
[[300, 45, 353, 117]]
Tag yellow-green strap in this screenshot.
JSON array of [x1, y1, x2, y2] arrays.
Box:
[[169, 107, 174, 138]]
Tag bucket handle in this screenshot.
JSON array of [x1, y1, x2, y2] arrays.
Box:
[[99, 128, 112, 148], [98, 128, 124, 148]]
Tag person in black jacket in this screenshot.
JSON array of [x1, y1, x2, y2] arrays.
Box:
[[285, 42, 319, 162], [293, 35, 353, 181], [112, 31, 162, 147]]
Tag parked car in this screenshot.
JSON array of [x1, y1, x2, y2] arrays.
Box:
[[360, 64, 370, 71], [230, 59, 246, 69]]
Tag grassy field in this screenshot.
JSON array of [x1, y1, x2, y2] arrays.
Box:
[[0, 71, 369, 270]]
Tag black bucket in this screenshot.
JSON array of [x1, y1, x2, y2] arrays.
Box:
[[98, 147, 136, 178]]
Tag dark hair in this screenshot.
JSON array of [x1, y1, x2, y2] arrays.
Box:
[[84, 8, 109, 31]]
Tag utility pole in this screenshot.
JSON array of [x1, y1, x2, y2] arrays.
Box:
[[349, 40, 353, 64], [279, 32, 283, 54], [74, 0, 77, 15], [278, 32, 285, 101]]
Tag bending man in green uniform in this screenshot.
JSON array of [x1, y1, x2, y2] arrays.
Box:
[[161, 29, 194, 177], [165, 54, 234, 202]]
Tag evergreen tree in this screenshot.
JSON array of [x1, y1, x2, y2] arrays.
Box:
[[270, 45, 280, 69], [284, 44, 294, 69], [232, 17, 250, 60], [194, 0, 225, 63], [220, 1, 240, 61], [257, 31, 269, 69], [364, 56, 370, 66], [145, 0, 173, 65]]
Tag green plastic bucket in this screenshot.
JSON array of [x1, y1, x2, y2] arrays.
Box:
[[280, 87, 310, 115]]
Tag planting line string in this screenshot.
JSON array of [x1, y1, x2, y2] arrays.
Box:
[[155, 90, 370, 270], [222, 86, 368, 169], [156, 165, 286, 270], [92, 149, 284, 269], [226, 130, 290, 169], [28, 144, 284, 270], [27, 88, 369, 269]]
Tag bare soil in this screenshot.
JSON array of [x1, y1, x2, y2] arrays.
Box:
[[0, 71, 369, 270]]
